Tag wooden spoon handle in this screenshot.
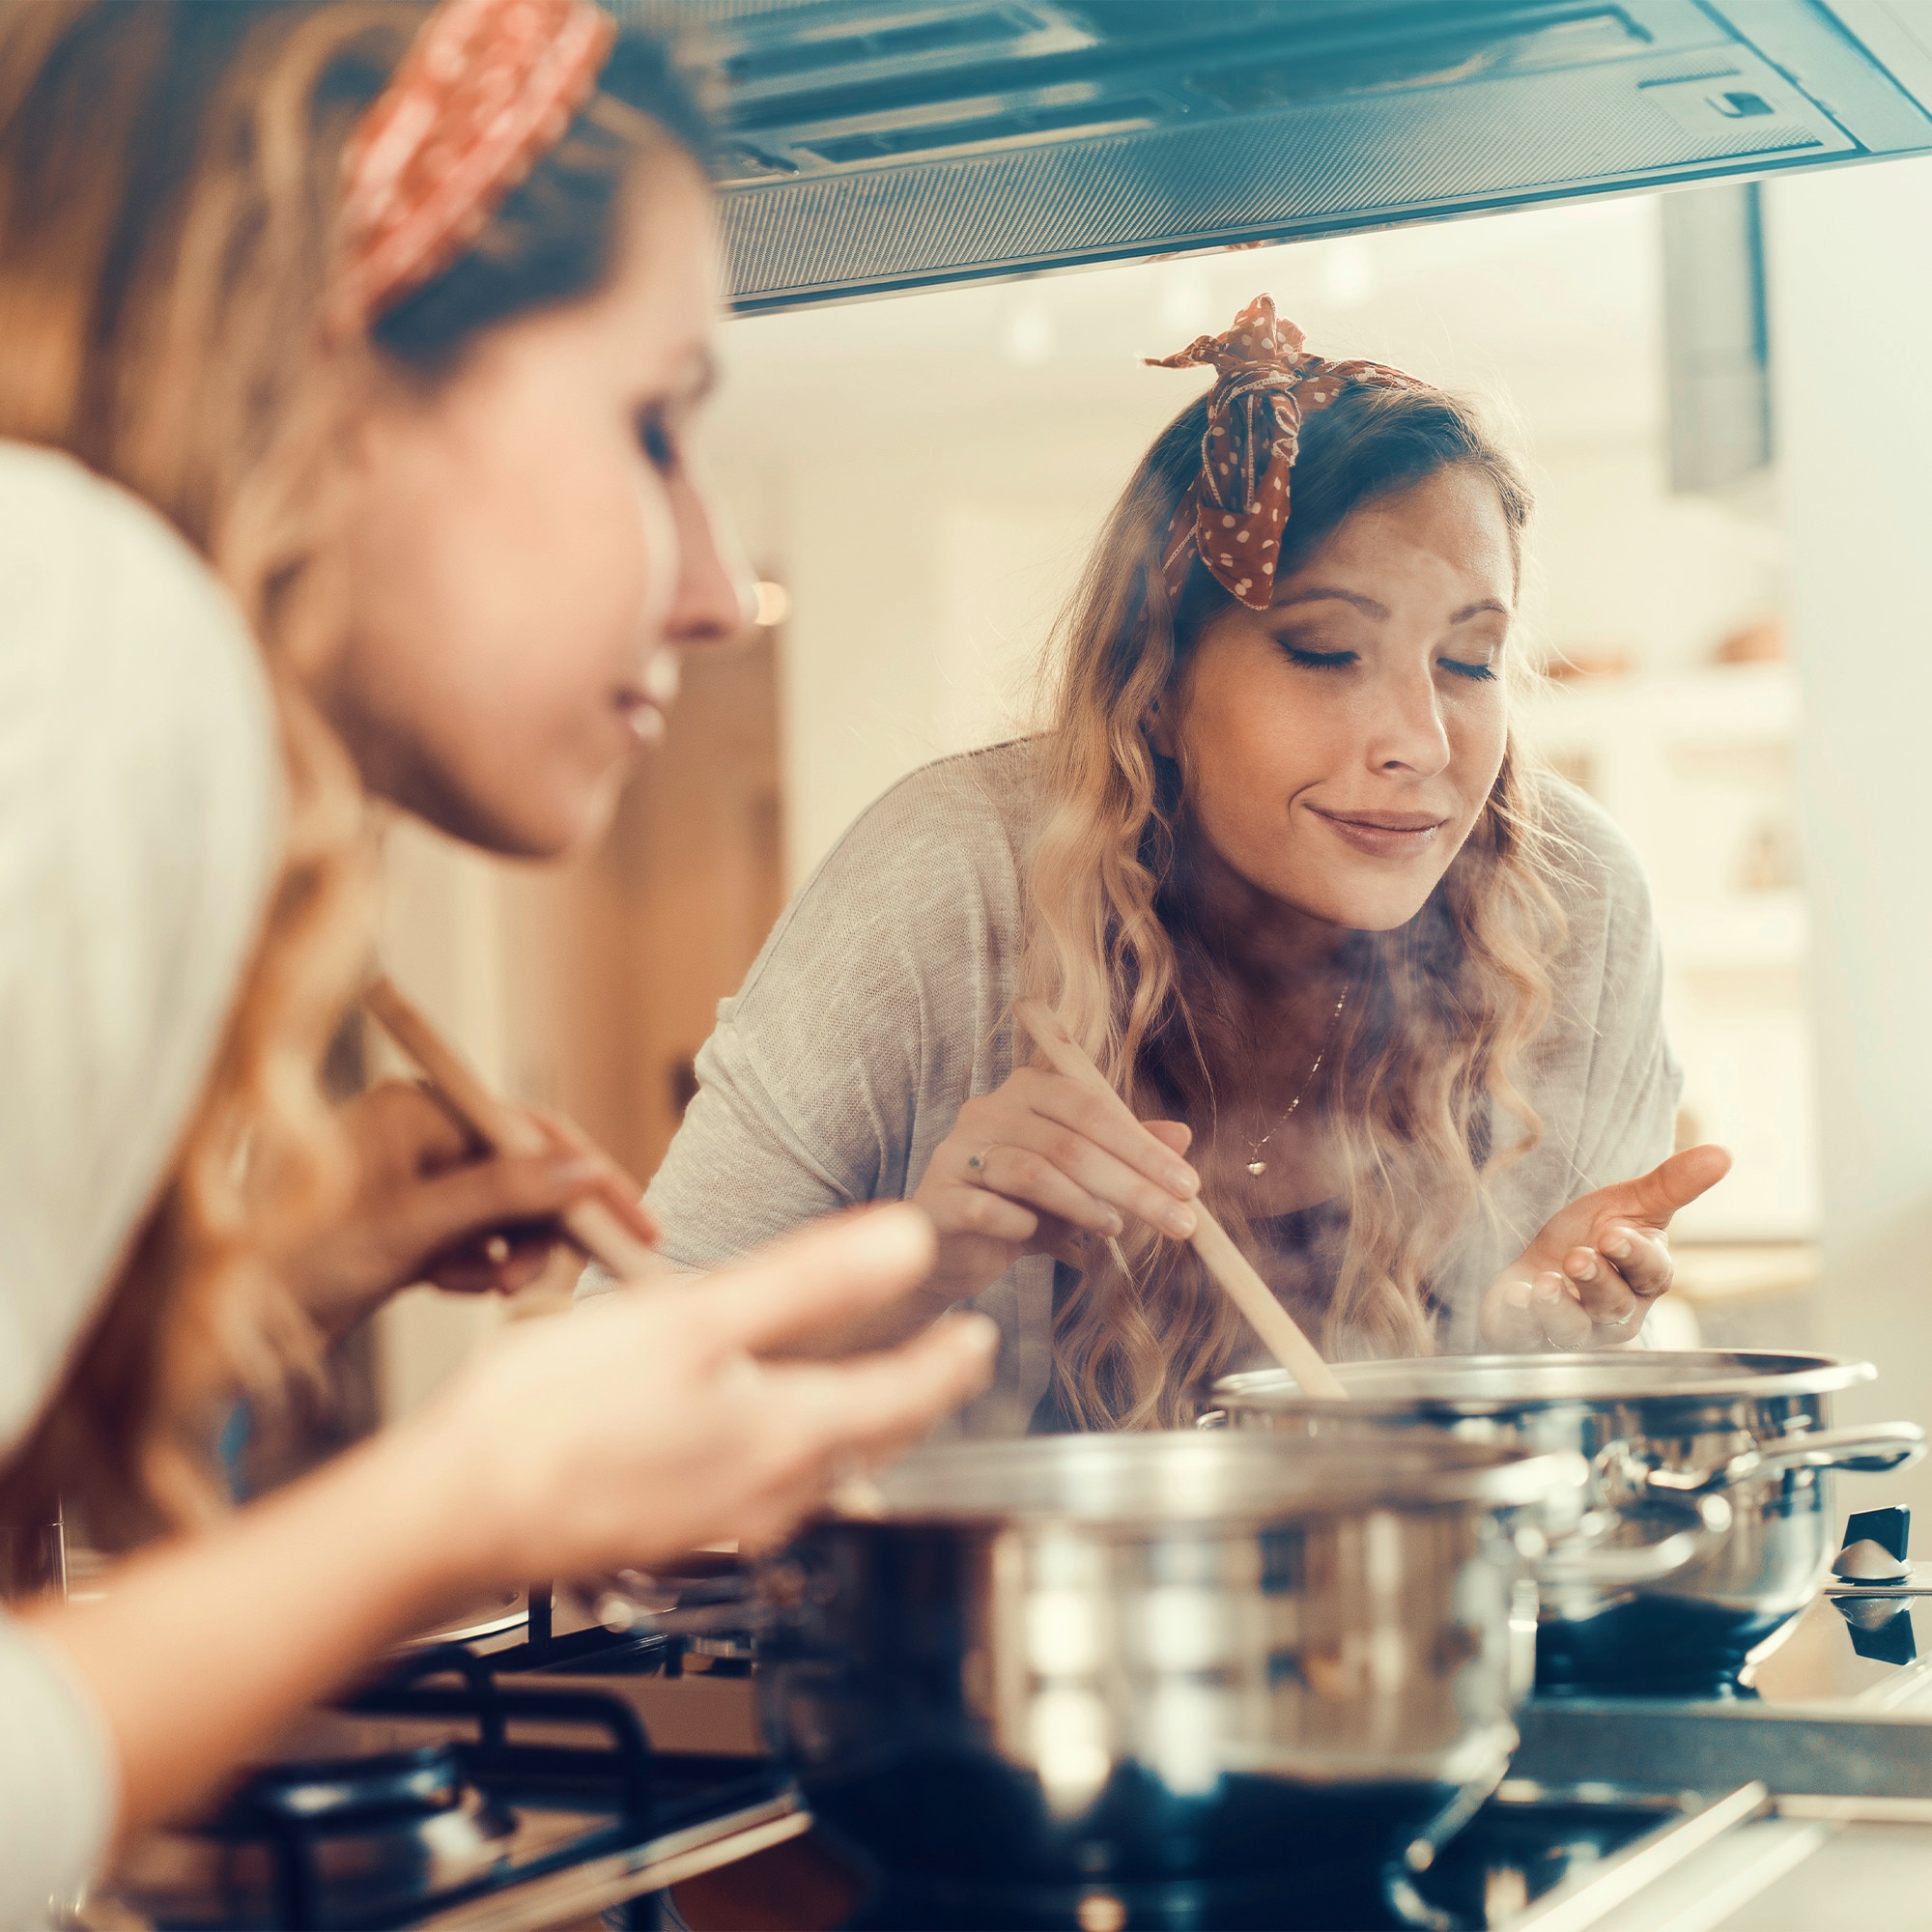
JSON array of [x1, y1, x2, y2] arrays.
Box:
[[362, 975, 661, 1285], [1012, 999, 1349, 1401]]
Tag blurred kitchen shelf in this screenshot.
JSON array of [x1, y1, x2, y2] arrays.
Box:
[[1524, 660, 1799, 744], [1661, 891, 1808, 969], [1671, 1241, 1818, 1305]]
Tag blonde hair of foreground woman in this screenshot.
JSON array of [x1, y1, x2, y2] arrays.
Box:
[[0, 0, 711, 1541], [1023, 382, 1568, 1429]]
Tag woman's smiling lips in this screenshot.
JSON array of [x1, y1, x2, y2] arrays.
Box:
[[1306, 804, 1448, 859]]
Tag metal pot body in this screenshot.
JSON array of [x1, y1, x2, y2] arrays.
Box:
[[758, 1431, 1580, 1892], [1215, 1350, 1925, 1696]]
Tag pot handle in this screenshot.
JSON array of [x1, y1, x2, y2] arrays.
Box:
[[1533, 1492, 1733, 1589], [1638, 1421, 1927, 1497]]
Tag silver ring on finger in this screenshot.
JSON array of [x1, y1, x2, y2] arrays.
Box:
[[965, 1144, 999, 1176]]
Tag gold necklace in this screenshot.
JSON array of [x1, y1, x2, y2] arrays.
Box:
[[1241, 979, 1350, 1178]]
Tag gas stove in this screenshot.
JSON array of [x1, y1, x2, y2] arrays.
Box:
[[88, 1506, 1932, 1932], [94, 1600, 805, 1932]]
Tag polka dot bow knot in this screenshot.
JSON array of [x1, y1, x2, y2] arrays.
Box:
[[1148, 294, 1429, 611], [330, 0, 616, 336]]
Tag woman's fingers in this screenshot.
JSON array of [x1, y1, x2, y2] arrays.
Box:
[[934, 1180, 1041, 1246], [357, 1077, 475, 1170], [1018, 1070, 1200, 1200], [673, 1315, 1001, 1556], [963, 1095, 1199, 1240], [402, 1151, 603, 1260], [700, 1205, 939, 1356], [978, 1138, 1192, 1240], [784, 1311, 1001, 1461], [1579, 1144, 1732, 1236], [1484, 1273, 1542, 1350], [968, 1145, 1122, 1236], [526, 1106, 661, 1249], [1531, 1271, 1594, 1350], [1561, 1244, 1638, 1326], [1600, 1222, 1671, 1297]]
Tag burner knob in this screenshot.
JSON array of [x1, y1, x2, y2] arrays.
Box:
[[1847, 1504, 1911, 1560], [1833, 1539, 1912, 1582]]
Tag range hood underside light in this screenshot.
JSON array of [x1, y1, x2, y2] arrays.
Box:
[[677, 0, 1932, 313]]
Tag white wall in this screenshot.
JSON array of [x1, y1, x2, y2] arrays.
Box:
[[1770, 155, 1932, 1517]]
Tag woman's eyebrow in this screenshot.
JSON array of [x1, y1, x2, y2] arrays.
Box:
[[1273, 587, 1390, 619], [1450, 598, 1510, 622]]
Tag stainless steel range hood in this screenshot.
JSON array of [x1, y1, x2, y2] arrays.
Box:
[[668, 0, 1932, 312]]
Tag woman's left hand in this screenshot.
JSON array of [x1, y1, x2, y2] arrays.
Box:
[[283, 1080, 659, 1342], [1479, 1144, 1732, 1351]]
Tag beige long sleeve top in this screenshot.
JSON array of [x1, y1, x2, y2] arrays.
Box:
[[0, 444, 281, 1929], [633, 739, 1681, 1435]]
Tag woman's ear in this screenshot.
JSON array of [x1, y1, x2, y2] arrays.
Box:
[[1147, 691, 1179, 758]]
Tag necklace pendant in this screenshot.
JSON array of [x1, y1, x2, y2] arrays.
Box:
[[1245, 1158, 1267, 1177]]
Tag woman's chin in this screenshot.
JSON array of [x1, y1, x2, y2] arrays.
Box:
[[413, 767, 625, 862], [1280, 874, 1450, 935], [524, 776, 626, 861]]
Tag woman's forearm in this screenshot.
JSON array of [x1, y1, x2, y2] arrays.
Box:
[[23, 1413, 485, 1838]]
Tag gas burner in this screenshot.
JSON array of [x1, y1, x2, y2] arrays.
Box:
[[101, 1621, 807, 1932], [115, 1747, 515, 1930]]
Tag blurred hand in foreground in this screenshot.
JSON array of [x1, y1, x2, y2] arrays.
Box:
[[420, 1204, 997, 1576]]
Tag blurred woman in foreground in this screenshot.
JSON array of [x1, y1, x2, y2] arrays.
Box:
[[0, 4, 993, 1920]]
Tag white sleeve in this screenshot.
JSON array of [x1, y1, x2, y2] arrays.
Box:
[[0, 1610, 116, 1931]]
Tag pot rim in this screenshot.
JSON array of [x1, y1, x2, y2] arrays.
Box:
[[829, 1428, 1585, 1527], [1213, 1349, 1876, 1418]]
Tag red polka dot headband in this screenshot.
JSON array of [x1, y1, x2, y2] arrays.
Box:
[[329, 0, 616, 336], [1149, 295, 1431, 611]]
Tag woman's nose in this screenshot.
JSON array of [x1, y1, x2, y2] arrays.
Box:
[[666, 465, 754, 650], [1367, 665, 1452, 777]]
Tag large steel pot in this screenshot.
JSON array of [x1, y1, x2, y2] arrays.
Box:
[[757, 1430, 1585, 1902], [1214, 1350, 1925, 1696]]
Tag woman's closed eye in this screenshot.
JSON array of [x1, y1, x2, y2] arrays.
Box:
[[1279, 642, 1358, 671], [1439, 655, 1498, 682]]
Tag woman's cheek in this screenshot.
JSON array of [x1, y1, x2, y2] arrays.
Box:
[[1451, 685, 1510, 801]]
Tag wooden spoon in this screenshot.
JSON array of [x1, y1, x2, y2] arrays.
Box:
[[1013, 999, 1349, 1401]]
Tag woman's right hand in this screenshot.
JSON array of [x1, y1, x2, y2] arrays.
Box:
[[911, 1065, 1201, 1306], [418, 1204, 999, 1580]]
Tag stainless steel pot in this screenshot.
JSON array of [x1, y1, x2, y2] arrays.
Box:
[[1213, 1350, 1926, 1695], [756, 1429, 1585, 1897]]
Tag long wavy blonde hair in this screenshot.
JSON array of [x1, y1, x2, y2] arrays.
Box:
[[1022, 382, 1568, 1431], [0, 0, 709, 1544]]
